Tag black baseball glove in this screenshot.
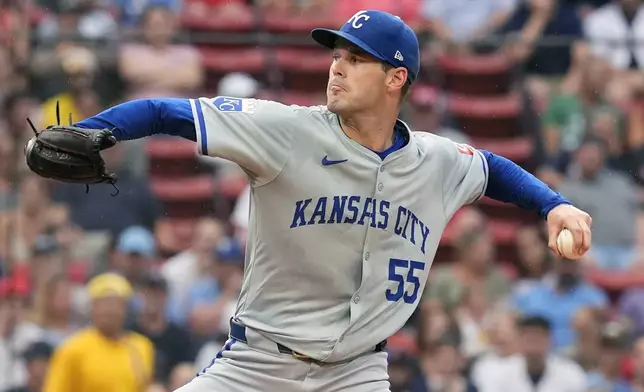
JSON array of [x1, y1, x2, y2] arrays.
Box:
[[24, 103, 118, 193]]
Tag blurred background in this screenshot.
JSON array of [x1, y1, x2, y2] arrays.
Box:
[[2, 0, 644, 391]]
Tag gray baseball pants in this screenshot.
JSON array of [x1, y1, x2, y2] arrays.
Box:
[[174, 325, 391, 392]]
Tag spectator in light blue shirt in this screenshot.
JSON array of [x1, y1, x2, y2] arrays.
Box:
[[511, 258, 608, 351]]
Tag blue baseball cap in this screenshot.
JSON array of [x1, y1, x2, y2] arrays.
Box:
[[116, 226, 156, 258], [311, 10, 420, 83]]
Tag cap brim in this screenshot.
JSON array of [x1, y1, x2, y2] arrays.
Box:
[[311, 28, 386, 62]]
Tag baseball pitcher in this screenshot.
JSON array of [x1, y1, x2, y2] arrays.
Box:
[[24, 9, 592, 392]]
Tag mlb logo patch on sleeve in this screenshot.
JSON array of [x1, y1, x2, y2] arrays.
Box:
[[212, 96, 256, 114], [455, 143, 474, 155]]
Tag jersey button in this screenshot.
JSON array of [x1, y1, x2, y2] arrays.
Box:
[[380, 166, 385, 172], [339, 336, 344, 342], [353, 295, 360, 303], [377, 183, 384, 191], [365, 252, 370, 260]]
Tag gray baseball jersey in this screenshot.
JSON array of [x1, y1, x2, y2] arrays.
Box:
[[189, 96, 488, 362]]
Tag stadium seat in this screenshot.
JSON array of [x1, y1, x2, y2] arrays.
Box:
[[182, 2, 255, 32], [274, 48, 330, 91], [146, 138, 197, 159], [448, 94, 522, 139], [150, 175, 215, 202], [260, 13, 337, 33], [471, 136, 534, 168], [199, 47, 266, 73], [275, 48, 329, 72], [216, 176, 248, 199], [438, 53, 514, 96], [151, 175, 216, 218], [146, 137, 202, 178]]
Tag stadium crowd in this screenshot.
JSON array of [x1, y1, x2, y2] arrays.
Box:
[[2, 0, 644, 391]]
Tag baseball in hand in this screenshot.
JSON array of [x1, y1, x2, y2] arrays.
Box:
[[557, 228, 582, 260]]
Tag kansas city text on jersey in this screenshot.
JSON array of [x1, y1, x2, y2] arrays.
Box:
[[290, 196, 430, 254]]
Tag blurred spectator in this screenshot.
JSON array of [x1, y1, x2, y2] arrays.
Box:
[[586, 322, 632, 392], [112, 0, 181, 27], [133, 272, 194, 387], [0, 174, 78, 262], [502, 0, 583, 75], [453, 284, 496, 358], [0, 0, 31, 65], [119, 4, 203, 101], [540, 56, 622, 172], [587, 107, 631, 174], [564, 307, 604, 372], [584, 0, 644, 75], [420, 336, 476, 392], [0, 132, 17, 211], [43, 273, 154, 392], [422, 0, 516, 45], [511, 257, 608, 351], [162, 218, 223, 323], [1, 91, 41, 159], [0, 47, 16, 106], [52, 142, 162, 239], [512, 224, 553, 295], [166, 363, 195, 391], [187, 237, 243, 343], [39, 45, 99, 128], [619, 286, 644, 337], [5, 341, 53, 392], [422, 224, 511, 312], [474, 315, 587, 391], [470, 312, 520, 389], [388, 348, 428, 392], [36, 0, 118, 44], [108, 226, 157, 287], [418, 301, 461, 355], [28, 273, 80, 347], [0, 278, 43, 391], [558, 136, 639, 270], [632, 337, 644, 390]]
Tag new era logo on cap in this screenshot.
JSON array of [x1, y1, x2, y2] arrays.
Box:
[[310, 9, 420, 83]]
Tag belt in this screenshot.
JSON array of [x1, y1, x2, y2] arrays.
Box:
[[229, 319, 387, 363]]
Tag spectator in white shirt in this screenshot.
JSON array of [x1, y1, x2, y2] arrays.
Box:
[[470, 311, 520, 387], [584, 0, 644, 104], [473, 315, 587, 392]]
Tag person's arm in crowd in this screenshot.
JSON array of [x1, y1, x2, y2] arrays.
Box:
[[118, 46, 204, 91], [506, 0, 554, 61], [420, 0, 454, 41]]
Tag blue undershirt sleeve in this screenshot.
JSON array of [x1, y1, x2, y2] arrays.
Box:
[[481, 150, 570, 218], [74, 98, 196, 142]]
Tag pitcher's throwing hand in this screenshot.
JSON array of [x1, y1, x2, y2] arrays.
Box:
[[547, 204, 593, 259]]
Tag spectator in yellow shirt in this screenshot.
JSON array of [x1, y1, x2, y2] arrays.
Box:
[[43, 273, 154, 392], [40, 46, 101, 128]]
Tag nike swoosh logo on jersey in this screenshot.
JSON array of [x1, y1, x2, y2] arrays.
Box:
[[321, 156, 348, 166]]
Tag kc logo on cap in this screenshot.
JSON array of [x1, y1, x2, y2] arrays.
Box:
[[347, 10, 371, 29], [311, 9, 421, 83]]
